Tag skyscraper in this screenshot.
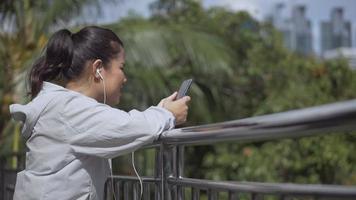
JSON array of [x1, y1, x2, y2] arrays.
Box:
[[271, 3, 293, 50], [291, 5, 313, 55], [321, 8, 352, 54], [270, 4, 313, 55]]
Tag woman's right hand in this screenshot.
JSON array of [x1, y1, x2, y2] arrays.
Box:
[[158, 92, 191, 125]]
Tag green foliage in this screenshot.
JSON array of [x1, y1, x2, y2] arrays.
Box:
[[129, 0, 356, 185], [198, 132, 356, 185], [107, 20, 236, 124], [150, 0, 206, 24]]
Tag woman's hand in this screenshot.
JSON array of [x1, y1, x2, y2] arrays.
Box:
[[158, 92, 191, 125]]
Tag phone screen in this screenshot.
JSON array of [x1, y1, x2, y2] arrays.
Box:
[[176, 79, 193, 99]]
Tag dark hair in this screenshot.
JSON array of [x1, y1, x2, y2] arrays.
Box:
[[28, 26, 124, 98]]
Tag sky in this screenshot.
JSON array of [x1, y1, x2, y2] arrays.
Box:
[[86, 0, 356, 54]]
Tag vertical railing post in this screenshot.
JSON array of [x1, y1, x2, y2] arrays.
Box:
[[228, 191, 239, 200], [153, 136, 185, 200], [123, 181, 131, 200], [192, 188, 200, 200], [252, 193, 264, 200], [154, 147, 162, 200], [160, 143, 174, 200], [115, 181, 122, 200], [155, 144, 185, 200], [143, 183, 150, 200], [0, 157, 4, 200], [176, 146, 185, 200], [133, 182, 139, 200], [172, 146, 178, 199], [208, 189, 218, 200]]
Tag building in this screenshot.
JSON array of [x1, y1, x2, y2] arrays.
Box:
[[270, 4, 313, 55], [321, 8, 352, 54], [291, 5, 313, 55]]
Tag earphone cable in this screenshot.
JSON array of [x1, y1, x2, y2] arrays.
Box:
[[100, 72, 141, 200], [132, 151, 143, 200], [109, 159, 117, 200], [102, 78, 106, 105], [101, 77, 116, 200]]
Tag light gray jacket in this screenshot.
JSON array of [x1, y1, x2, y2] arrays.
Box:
[[9, 82, 175, 200]]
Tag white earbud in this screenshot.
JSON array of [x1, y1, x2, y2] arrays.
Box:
[[96, 68, 106, 105], [96, 68, 104, 80]]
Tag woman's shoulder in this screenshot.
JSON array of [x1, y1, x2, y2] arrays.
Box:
[[41, 81, 98, 105], [53, 90, 98, 113], [33, 82, 100, 117]]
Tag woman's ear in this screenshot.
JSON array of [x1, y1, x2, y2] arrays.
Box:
[[91, 59, 103, 79]]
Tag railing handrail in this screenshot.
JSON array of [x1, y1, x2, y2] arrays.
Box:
[[158, 99, 356, 146], [168, 177, 356, 197], [108, 175, 356, 197]]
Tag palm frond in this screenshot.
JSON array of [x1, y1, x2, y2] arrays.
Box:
[[108, 20, 236, 123]]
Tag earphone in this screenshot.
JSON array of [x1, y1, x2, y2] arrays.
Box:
[[96, 68, 104, 80], [96, 68, 143, 200], [96, 68, 106, 105]]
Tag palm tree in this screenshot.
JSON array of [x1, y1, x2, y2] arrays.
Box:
[[107, 19, 236, 125]]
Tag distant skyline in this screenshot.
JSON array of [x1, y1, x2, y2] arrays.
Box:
[[86, 0, 356, 54], [95, 0, 356, 23]]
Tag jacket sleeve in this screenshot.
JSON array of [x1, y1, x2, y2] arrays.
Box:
[[62, 96, 175, 159]]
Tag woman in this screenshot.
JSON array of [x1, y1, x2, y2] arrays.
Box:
[[9, 26, 190, 200]]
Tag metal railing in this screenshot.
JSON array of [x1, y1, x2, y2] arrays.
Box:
[[2, 99, 356, 199], [106, 99, 356, 200]]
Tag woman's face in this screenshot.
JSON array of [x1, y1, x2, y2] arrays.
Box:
[[101, 48, 127, 105]]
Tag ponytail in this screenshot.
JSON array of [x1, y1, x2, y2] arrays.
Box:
[[29, 29, 73, 98], [28, 26, 124, 99]]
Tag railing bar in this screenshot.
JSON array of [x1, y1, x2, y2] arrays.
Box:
[[154, 182, 160, 200], [162, 144, 175, 200], [154, 147, 162, 200], [191, 187, 200, 200], [154, 147, 160, 177], [111, 175, 160, 183], [171, 184, 177, 200], [143, 183, 150, 200], [207, 189, 218, 200], [177, 146, 185, 178], [115, 181, 121, 200], [133, 182, 138, 200], [176, 145, 185, 200], [158, 99, 356, 146], [123, 181, 131, 200], [172, 146, 178, 200], [252, 193, 264, 200], [104, 179, 110, 200], [228, 191, 239, 200], [279, 194, 285, 200], [177, 185, 184, 200], [167, 177, 356, 197], [0, 158, 4, 200], [160, 144, 165, 200], [159, 124, 356, 146]]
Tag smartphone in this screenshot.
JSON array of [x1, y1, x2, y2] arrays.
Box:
[[176, 79, 193, 99]]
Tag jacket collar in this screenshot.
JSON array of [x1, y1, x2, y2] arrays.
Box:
[[41, 81, 67, 93]]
